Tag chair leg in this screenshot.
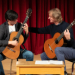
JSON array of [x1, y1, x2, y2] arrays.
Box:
[[10, 59, 13, 75], [17, 58, 18, 61], [71, 62, 74, 75]]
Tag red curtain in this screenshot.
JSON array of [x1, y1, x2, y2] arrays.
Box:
[[0, 0, 75, 54]]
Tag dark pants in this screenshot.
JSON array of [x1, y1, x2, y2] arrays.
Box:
[[41, 47, 75, 71], [0, 49, 34, 75]]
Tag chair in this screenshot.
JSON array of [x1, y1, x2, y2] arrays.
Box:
[[10, 58, 18, 75], [10, 48, 26, 75], [10, 59, 13, 75], [68, 59, 75, 75]]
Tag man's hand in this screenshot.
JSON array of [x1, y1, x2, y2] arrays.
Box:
[[22, 23, 28, 34], [64, 29, 71, 40], [8, 40, 18, 46]]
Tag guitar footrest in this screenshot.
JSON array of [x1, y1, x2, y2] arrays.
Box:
[[21, 49, 26, 53]]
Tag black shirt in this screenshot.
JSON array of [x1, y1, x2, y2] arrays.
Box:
[[29, 21, 75, 48]]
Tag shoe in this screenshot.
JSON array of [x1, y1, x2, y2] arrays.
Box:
[[64, 71, 68, 75]]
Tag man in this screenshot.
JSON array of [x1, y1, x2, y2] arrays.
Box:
[[0, 10, 34, 75], [29, 8, 75, 75]]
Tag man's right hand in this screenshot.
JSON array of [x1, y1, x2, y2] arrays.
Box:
[[8, 40, 18, 46], [64, 29, 71, 40]]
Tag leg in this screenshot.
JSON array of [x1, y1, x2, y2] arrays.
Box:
[[18, 49, 34, 61], [41, 52, 51, 60], [41, 52, 56, 60], [55, 47, 75, 71], [22, 50, 34, 61], [0, 53, 6, 75]]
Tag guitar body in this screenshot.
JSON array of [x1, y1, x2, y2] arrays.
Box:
[[44, 32, 64, 59], [2, 32, 24, 59]]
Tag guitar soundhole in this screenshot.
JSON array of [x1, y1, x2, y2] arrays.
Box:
[[55, 40, 58, 44]]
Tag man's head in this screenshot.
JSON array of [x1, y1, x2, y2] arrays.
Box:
[[48, 8, 63, 23], [5, 10, 18, 25]]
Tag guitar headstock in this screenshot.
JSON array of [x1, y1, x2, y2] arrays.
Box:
[[71, 19, 75, 26], [26, 8, 32, 17]]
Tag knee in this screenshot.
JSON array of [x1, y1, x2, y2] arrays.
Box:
[[29, 52, 34, 59], [40, 53, 43, 60], [26, 52, 34, 61], [40, 53, 45, 60], [55, 47, 61, 54]]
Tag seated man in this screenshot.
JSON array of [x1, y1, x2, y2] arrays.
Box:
[[55, 29, 75, 75], [0, 10, 34, 75], [29, 8, 75, 75]]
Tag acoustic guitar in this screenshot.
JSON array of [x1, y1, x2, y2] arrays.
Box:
[[2, 8, 32, 59], [44, 20, 75, 59]]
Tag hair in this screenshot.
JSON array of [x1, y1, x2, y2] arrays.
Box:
[[5, 10, 18, 21], [48, 8, 63, 23]]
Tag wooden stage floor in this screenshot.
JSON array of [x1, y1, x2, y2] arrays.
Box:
[[2, 54, 75, 75]]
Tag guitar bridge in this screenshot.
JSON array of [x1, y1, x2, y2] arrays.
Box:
[[48, 44, 53, 52], [7, 47, 15, 52]]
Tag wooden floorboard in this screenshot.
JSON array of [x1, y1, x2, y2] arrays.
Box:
[[2, 54, 75, 75]]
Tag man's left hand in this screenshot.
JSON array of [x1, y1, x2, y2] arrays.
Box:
[[22, 23, 28, 34]]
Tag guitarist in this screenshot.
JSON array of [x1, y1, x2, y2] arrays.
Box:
[[0, 10, 34, 75], [29, 8, 75, 75]]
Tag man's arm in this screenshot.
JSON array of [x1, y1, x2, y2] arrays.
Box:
[[29, 25, 52, 34], [21, 23, 29, 44], [0, 24, 8, 46]]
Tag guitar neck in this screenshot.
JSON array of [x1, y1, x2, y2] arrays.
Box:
[[16, 16, 29, 38], [57, 23, 73, 42]]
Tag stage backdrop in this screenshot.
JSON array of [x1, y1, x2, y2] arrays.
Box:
[[0, 0, 75, 54]]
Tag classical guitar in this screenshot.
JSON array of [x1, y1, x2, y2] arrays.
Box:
[[2, 8, 32, 59], [44, 20, 75, 59]]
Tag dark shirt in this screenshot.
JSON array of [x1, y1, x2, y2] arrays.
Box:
[[29, 21, 75, 48]]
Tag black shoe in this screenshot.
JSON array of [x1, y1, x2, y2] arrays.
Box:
[[64, 71, 68, 75]]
